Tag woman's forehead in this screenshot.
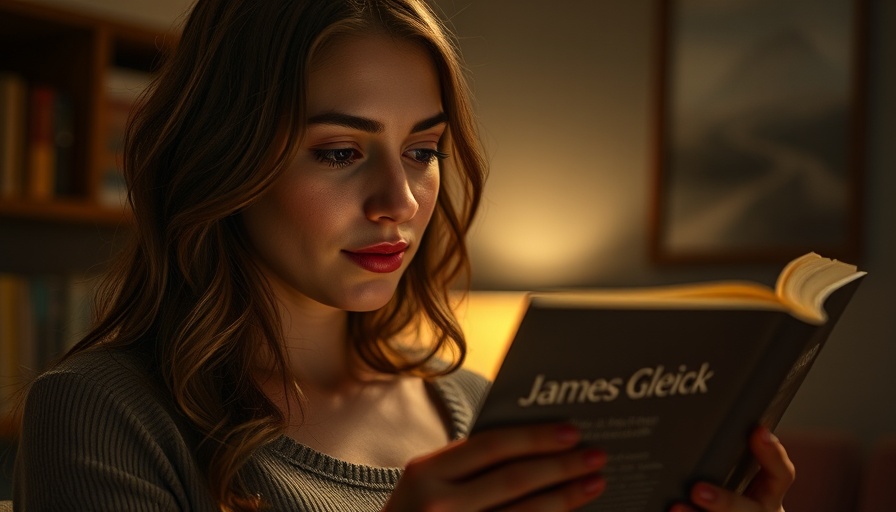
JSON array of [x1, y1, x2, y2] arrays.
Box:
[[305, 33, 443, 121]]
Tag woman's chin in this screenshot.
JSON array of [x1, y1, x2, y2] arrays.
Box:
[[339, 282, 401, 312]]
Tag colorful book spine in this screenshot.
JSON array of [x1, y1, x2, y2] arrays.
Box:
[[0, 72, 27, 198], [26, 84, 57, 200]]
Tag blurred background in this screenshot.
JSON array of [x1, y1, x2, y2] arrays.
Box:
[[431, 0, 896, 448], [1, 0, 894, 503]]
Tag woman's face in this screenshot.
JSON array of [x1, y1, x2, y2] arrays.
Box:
[[242, 33, 444, 312]]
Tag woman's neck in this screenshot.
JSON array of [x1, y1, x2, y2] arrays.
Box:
[[276, 295, 356, 388], [252, 279, 452, 467]]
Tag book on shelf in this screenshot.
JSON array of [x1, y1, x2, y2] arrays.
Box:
[[52, 90, 76, 197], [0, 275, 23, 418], [0, 71, 27, 198], [471, 252, 865, 512], [100, 97, 130, 208], [26, 84, 56, 200], [0, 78, 77, 202], [0, 273, 98, 418], [101, 67, 153, 208]]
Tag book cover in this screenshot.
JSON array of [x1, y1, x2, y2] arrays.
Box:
[[471, 253, 865, 511]]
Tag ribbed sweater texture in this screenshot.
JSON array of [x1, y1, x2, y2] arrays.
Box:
[[13, 348, 489, 511]]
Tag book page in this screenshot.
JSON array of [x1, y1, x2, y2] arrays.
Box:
[[775, 253, 866, 324], [531, 281, 783, 311]]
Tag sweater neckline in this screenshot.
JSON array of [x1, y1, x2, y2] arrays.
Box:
[[265, 373, 471, 487]]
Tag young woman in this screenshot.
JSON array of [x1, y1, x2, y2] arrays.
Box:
[[14, 1, 794, 511]]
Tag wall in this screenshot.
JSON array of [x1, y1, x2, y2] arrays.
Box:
[[14, 0, 896, 446]]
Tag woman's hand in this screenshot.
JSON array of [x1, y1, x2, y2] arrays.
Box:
[[670, 426, 796, 512], [383, 423, 606, 511]]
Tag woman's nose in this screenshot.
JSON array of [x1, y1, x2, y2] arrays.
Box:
[[363, 156, 420, 223]]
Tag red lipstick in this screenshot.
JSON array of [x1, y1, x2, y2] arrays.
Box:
[[343, 241, 408, 273]]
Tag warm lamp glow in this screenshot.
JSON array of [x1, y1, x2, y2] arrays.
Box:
[[468, 172, 636, 288], [453, 291, 529, 379]]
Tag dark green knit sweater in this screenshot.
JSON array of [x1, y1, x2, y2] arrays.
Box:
[[14, 348, 489, 511]]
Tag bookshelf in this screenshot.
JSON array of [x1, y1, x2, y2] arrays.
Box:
[[0, 0, 175, 223], [0, 0, 176, 439]]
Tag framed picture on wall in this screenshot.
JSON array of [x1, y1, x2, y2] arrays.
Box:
[[650, 0, 867, 264]]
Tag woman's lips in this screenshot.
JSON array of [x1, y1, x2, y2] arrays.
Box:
[[343, 241, 408, 273]]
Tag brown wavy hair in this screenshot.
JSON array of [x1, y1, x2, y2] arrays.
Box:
[[65, 0, 486, 509]]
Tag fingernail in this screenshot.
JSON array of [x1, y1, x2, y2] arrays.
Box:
[[584, 449, 606, 468], [694, 483, 718, 503], [556, 424, 580, 444], [582, 474, 605, 495]]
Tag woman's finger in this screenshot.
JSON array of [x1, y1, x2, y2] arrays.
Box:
[[465, 448, 607, 509], [742, 426, 795, 509], [683, 426, 794, 512], [386, 424, 602, 512], [416, 423, 583, 480]]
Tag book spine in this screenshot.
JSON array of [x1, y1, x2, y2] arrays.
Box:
[[0, 72, 27, 198], [690, 317, 816, 490], [0, 274, 22, 417], [44, 275, 69, 370], [101, 67, 151, 208], [63, 274, 98, 352], [693, 279, 863, 491], [27, 276, 52, 374], [26, 84, 56, 200], [0, 272, 99, 418], [100, 98, 131, 208], [53, 91, 75, 197]]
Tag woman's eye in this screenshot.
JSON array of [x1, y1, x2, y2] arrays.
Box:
[[407, 149, 449, 165], [312, 148, 359, 168]]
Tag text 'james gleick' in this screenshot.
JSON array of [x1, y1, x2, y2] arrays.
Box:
[[517, 363, 714, 407]]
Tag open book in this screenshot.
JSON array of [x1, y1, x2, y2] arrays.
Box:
[[471, 252, 865, 512]]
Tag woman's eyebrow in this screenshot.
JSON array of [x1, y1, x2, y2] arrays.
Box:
[[308, 111, 383, 133], [306, 111, 447, 134], [411, 112, 448, 133]]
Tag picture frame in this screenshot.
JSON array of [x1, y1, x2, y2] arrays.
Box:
[[650, 0, 867, 264]]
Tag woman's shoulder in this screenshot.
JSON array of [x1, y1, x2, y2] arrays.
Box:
[[16, 347, 214, 510], [35, 346, 156, 394], [437, 365, 491, 403], [429, 365, 491, 440], [23, 346, 178, 432]]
